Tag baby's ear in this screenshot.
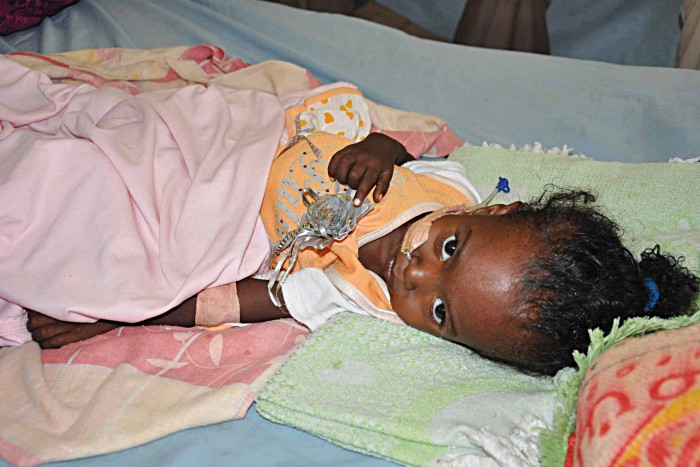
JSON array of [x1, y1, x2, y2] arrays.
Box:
[[473, 201, 523, 216]]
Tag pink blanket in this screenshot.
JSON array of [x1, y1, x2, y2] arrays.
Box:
[[0, 57, 284, 345], [0, 320, 308, 466]]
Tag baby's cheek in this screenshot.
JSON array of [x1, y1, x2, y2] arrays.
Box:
[[392, 300, 426, 331]]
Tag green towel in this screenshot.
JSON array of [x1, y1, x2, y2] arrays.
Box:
[[257, 313, 555, 466], [257, 146, 699, 466]]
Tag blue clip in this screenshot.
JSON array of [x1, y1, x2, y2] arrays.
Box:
[[496, 177, 510, 193], [467, 176, 512, 211]]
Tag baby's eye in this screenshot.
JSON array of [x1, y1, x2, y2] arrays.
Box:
[[440, 235, 458, 261], [431, 298, 446, 326]]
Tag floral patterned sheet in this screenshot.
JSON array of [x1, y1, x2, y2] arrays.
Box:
[[0, 321, 309, 466], [0, 0, 79, 35]]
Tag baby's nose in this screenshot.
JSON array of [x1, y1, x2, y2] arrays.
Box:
[[403, 253, 431, 290]]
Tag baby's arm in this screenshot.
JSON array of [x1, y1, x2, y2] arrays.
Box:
[[327, 133, 413, 206], [27, 278, 288, 348]]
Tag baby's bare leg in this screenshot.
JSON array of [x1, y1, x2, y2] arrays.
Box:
[[26, 311, 119, 349]]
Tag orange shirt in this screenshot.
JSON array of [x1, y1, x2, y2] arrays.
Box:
[[260, 132, 476, 320]]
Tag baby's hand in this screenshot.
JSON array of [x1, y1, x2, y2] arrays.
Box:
[[327, 133, 412, 206], [26, 310, 119, 348]]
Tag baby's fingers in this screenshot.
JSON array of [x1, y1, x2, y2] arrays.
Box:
[[26, 310, 59, 331], [353, 170, 379, 207], [41, 329, 93, 349], [39, 331, 78, 349], [327, 147, 353, 181], [354, 166, 393, 207], [329, 154, 357, 185], [372, 169, 393, 203], [30, 322, 75, 345]]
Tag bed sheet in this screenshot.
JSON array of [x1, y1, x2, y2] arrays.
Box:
[[0, 407, 387, 467], [377, 0, 684, 68], [1, 0, 700, 163]]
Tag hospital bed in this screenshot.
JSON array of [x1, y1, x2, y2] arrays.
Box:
[[1, 1, 699, 465]]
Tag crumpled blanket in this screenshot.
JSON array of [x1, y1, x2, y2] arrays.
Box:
[[7, 45, 463, 158], [0, 56, 283, 345], [0, 320, 309, 466]]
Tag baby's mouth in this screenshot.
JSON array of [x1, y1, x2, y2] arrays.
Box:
[[386, 255, 395, 288], [385, 247, 400, 289]]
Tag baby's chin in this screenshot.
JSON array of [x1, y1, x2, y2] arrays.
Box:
[[387, 298, 410, 327]]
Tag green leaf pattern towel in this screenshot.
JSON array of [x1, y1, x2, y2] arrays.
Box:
[[257, 313, 556, 466]]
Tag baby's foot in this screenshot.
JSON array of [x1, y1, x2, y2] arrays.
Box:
[[26, 311, 120, 349]]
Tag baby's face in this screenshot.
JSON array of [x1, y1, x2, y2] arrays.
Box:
[[383, 204, 537, 359]]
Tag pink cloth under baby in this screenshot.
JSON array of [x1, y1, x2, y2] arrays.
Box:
[[0, 58, 284, 346]]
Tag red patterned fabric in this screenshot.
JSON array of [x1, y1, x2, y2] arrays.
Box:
[[0, 321, 309, 465], [572, 323, 700, 466], [0, 0, 79, 35]]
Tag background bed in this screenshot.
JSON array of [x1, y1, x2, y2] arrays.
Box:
[[2, 0, 700, 163], [376, 0, 684, 67], [1, 0, 699, 465]]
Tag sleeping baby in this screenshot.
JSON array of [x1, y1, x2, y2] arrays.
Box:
[[10, 81, 700, 375]]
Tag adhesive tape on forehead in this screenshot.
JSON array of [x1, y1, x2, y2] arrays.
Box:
[[399, 204, 468, 258], [399, 177, 511, 259]]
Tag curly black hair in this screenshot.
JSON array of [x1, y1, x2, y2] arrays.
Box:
[[504, 188, 699, 376]]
